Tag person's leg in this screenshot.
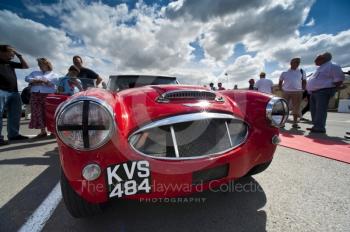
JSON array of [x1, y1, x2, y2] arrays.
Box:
[[309, 93, 316, 124], [0, 90, 10, 142], [282, 92, 291, 128], [7, 92, 22, 139], [282, 92, 292, 119], [301, 93, 310, 116], [29, 92, 40, 129], [312, 88, 335, 132], [319, 88, 336, 131], [38, 93, 48, 135], [30, 93, 48, 137], [291, 92, 302, 126]]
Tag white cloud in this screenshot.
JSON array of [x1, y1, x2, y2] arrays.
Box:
[[0, 8, 114, 90], [219, 55, 264, 89], [2, 0, 349, 92], [202, 1, 314, 60], [0, 10, 74, 90], [266, 30, 350, 68], [0, 10, 71, 59], [305, 18, 315, 27], [165, 0, 264, 22], [24, 0, 84, 17], [55, 1, 201, 72]]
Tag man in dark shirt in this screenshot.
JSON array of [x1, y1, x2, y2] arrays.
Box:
[[0, 45, 29, 145], [73, 56, 102, 90]]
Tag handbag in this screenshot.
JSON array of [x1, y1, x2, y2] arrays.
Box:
[[21, 86, 31, 104]]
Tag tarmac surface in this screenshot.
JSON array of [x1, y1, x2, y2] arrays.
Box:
[[0, 112, 349, 232]]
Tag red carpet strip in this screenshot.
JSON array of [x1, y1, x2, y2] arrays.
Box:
[[279, 132, 350, 164]]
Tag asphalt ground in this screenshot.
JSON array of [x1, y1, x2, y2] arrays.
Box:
[[0, 112, 349, 232]]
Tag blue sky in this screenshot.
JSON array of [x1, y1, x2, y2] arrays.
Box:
[[1, 0, 350, 89], [300, 0, 350, 35]]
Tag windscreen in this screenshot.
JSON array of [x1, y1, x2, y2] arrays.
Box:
[[79, 78, 96, 90], [108, 76, 178, 91]]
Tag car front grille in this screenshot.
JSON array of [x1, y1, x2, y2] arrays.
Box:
[[129, 112, 248, 160]]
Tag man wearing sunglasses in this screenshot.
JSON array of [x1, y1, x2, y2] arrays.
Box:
[[0, 45, 29, 145]]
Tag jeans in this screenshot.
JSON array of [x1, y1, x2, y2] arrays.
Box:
[[310, 88, 336, 131], [0, 89, 22, 140]]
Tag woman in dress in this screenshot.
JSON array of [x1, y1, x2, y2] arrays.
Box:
[[25, 58, 58, 138]]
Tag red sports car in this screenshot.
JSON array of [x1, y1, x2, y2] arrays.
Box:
[[45, 75, 288, 218]]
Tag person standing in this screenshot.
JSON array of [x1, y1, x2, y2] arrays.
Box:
[[248, 79, 255, 90], [255, 72, 273, 94], [209, 82, 216, 91], [279, 58, 306, 128], [0, 45, 29, 145], [218, 82, 225, 90], [57, 65, 83, 96], [73, 55, 102, 89], [25, 58, 59, 138], [306, 52, 345, 133]]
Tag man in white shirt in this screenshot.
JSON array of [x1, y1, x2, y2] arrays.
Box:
[[254, 72, 273, 94], [306, 52, 345, 133], [279, 58, 306, 128]]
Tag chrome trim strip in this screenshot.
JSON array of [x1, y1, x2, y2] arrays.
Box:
[[128, 112, 249, 160], [54, 101, 65, 119], [56, 96, 115, 116], [55, 96, 116, 151], [225, 121, 233, 147], [170, 126, 180, 158], [129, 138, 247, 161], [130, 112, 236, 137]]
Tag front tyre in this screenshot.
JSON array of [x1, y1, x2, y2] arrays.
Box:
[[60, 170, 103, 218]]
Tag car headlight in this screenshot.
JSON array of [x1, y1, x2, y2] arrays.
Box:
[[56, 97, 115, 151], [266, 97, 289, 127]]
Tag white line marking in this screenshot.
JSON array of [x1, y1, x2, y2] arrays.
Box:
[[19, 182, 62, 232]]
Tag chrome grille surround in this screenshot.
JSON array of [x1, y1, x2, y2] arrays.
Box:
[[128, 112, 249, 160], [156, 90, 224, 103]]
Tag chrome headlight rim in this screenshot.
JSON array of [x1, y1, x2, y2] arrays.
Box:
[[266, 97, 289, 128], [55, 96, 116, 151]]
